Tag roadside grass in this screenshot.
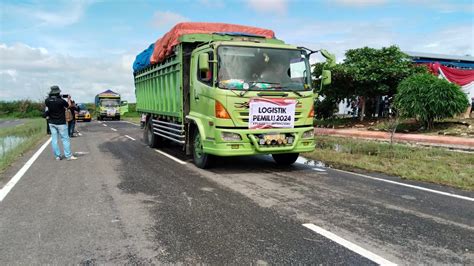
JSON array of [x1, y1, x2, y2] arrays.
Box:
[[304, 136, 474, 191], [315, 117, 474, 137], [0, 118, 47, 174]]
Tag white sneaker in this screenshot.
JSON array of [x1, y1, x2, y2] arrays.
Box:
[[67, 156, 78, 161], [55, 157, 61, 161]]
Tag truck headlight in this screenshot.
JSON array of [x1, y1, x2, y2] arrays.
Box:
[[221, 132, 241, 141], [302, 129, 314, 139]]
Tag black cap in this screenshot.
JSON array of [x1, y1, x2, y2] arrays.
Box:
[[49, 85, 61, 95]]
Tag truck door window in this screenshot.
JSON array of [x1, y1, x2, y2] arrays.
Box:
[[197, 52, 213, 86]]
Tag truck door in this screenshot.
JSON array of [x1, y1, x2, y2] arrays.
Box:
[[190, 49, 215, 133]]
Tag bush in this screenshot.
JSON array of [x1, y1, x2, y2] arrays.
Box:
[[394, 74, 469, 129], [0, 100, 44, 118]]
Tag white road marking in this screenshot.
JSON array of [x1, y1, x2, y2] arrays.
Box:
[[0, 138, 52, 202], [125, 135, 136, 141], [331, 168, 474, 202], [312, 168, 326, 172], [110, 128, 117, 131], [155, 149, 187, 165], [303, 223, 396, 266]]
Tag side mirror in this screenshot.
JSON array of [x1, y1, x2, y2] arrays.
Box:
[[199, 53, 210, 72], [322, 70, 331, 85], [320, 50, 336, 68], [121, 101, 128, 106]]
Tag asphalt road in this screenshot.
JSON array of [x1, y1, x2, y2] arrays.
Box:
[[0, 120, 472, 264]]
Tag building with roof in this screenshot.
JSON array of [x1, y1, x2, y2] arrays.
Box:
[[405, 51, 474, 70]]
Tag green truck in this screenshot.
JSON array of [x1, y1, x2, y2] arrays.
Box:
[[134, 24, 333, 168], [95, 90, 128, 120]]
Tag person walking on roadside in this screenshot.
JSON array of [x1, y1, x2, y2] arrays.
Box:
[[45, 86, 77, 161], [471, 97, 474, 118], [67, 100, 77, 137], [44, 106, 51, 135]]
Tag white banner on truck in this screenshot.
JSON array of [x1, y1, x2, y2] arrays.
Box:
[[249, 98, 297, 129]]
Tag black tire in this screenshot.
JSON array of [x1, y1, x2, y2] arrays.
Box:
[[192, 129, 212, 169], [145, 119, 162, 148], [272, 153, 299, 166]]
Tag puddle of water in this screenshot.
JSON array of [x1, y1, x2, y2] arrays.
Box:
[[0, 136, 28, 158], [296, 156, 327, 168]]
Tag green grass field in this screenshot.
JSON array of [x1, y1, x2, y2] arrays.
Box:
[[0, 119, 47, 174], [304, 136, 474, 191]]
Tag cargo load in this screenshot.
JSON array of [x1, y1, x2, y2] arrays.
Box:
[[133, 43, 155, 73], [132, 22, 274, 70]]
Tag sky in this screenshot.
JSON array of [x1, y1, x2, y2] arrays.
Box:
[[1, 0, 473, 103]]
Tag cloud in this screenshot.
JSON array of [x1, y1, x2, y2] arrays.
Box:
[[2, 0, 93, 28], [33, 1, 90, 27], [408, 25, 474, 56], [246, 0, 287, 14], [0, 43, 137, 103], [333, 0, 387, 7], [269, 18, 472, 63], [151, 11, 189, 29]]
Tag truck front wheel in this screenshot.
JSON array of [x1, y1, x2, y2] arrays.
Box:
[[145, 119, 162, 148], [272, 153, 299, 166], [192, 129, 212, 169]]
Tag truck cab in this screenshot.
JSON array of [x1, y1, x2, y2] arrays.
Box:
[[187, 40, 317, 167], [95, 90, 128, 121]]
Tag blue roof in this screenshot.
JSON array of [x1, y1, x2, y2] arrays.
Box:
[[412, 59, 474, 69]]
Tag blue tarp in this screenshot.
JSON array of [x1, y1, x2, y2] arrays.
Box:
[[133, 43, 155, 73]]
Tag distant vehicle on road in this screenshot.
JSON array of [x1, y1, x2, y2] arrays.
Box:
[[134, 22, 334, 168], [75, 103, 91, 122], [95, 90, 128, 121]]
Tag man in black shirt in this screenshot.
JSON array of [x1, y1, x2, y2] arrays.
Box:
[[44, 86, 77, 160]]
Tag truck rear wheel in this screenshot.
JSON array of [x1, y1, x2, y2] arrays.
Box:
[[272, 153, 299, 166], [192, 129, 212, 169], [145, 119, 162, 148]]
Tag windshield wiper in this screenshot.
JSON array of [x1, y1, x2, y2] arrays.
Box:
[[287, 89, 303, 97]]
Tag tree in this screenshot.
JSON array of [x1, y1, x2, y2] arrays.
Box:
[[343, 46, 425, 121], [394, 73, 469, 129]]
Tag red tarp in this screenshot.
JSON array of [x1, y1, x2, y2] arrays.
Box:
[[150, 22, 275, 64], [426, 62, 474, 86]]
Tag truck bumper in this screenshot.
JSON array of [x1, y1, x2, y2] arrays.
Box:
[[202, 126, 315, 156]]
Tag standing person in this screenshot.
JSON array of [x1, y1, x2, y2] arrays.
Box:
[[469, 97, 474, 118], [44, 106, 51, 135], [45, 86, 77, 161], [68, 100, 77, 137]]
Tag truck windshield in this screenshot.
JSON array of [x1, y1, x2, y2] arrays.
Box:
[[101, 99, 120, 107], [217, 46, 311, 91]]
